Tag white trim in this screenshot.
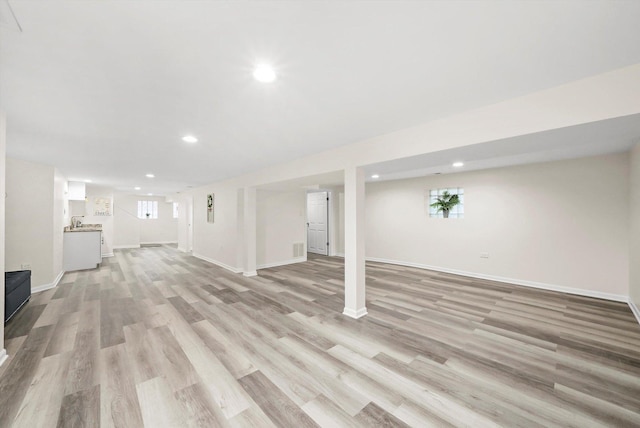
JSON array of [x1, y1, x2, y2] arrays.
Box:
[[257, 257, 307, 270], [343, 307, 368, 319], [243, 271, 258, 277], [177, 246, 187, 252], [192, 252, 242, 274], [102, 252, 114, 258], [335, 252, 345, 258], [366, 257, 628, 303], [0, 349, 7, 367], [113, 244, 140, 249], [140, 241, 178, 245], [32, 270, 65, 294], [629, 300, 640, 326]]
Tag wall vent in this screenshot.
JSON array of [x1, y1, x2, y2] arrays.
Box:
[[293, 243, 305, 258]]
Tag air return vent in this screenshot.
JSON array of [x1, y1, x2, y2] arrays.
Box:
[[293, 243, 305, 258]]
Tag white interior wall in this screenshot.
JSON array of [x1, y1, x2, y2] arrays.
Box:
[[630, 142, 640, 312], [191, 186, 241, 271], [257, 189, 306, 268], [5, 158, 55, 288], [1, 112, 6, 360], [140, 197, 177, 244], [365, 153, 630, 299], [113, 193, 141, 248], [83, 184, 114, 257], [52, 169, 68, 281]]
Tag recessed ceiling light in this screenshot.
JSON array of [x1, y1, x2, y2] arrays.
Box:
[[84, 179, 92, 183], [452, 162, 464, 168], [134, 186, 141, 190], [146, 173, 155, 178], [371, 174, 380, 179], [253, 64, 277, 83], [182, 135, 198, 143]]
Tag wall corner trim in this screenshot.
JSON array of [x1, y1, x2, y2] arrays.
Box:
[[32, 270, 65, 294], [0, 349, 7, 367], [366, 257, 629, 303], [629, 300, 640, 326], [343, 307, 368, 319], [192, 253, 242, 274], [257, 257, 307, 270]]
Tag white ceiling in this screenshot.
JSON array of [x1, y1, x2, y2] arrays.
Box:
[[2, 1, 640, 195]]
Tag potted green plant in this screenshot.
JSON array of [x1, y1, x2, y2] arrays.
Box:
[[430, 190, 460, 218]]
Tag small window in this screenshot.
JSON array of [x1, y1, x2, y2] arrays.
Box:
[[429, 187, 464, 219], [137, 200, 158, 219], [173, 202, 179, 219]]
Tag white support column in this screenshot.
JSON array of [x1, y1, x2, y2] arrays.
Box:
[[243, 186, 257, 277], [343, 166, 367, 318]]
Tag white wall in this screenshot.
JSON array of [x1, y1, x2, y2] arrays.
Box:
[[53, 169, 68, 280], [365, 153, 630, 299], [5, 158, 55, 288], [192, 186, 241, 271], [5, 158, 59, 289], [257, 189, 306, 268], [113, 192, 141, 248], [630, 143, 640, 310], [1, 112, 6, 359], [113, 193, 178, 247], [140, 197, 177, 244]]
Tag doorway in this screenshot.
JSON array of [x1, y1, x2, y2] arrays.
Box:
[[307, 191, 328, 255]]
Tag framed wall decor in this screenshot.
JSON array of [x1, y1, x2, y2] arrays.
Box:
[[207, 193, 214, 223]]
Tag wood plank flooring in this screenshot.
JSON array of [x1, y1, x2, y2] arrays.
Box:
[[1, 245, 640, 427]]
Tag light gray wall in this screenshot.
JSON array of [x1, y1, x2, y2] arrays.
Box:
[[365, 153, 630, 298], [630, 143, 640, 308], [5, 158, 56, 288], [1, 112, 6, 356], [257, 189, 306, 267]]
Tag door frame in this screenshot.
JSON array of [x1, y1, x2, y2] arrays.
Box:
[[306, 189, 334, 256]]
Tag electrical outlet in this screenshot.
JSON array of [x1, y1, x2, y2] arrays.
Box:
[[480, 252, 489, 259], [21, 263, 31, 270]]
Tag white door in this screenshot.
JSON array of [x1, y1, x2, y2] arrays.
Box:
[[307, 192, 328, 255]]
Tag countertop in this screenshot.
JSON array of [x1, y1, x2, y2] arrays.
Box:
[[64, 224, 103, 232]]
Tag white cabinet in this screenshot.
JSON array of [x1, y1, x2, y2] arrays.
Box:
[[68, 181, 86, 201], [63, 231, 102, 271]]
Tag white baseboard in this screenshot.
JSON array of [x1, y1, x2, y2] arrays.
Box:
[[629, 300, 640, 326], [113, 245, 140, 249], [343, 307, 368, 319], [192, 253, 242, 274], [140, 241, 178, 245], [177, 246, 187, 252], [32, 270, 65, 294], [0, 349, 7, 367], [335, 252, 345, 258], [243, 271, 258, 277], [366, 257, 628, 303], [257, 256, 307, 270], [102, 252, 114, 258]]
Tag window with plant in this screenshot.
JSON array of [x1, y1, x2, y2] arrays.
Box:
[[137, 200, 158, 219], [429, 188, 464, 218]]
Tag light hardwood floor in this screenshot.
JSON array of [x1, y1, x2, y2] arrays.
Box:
[[1, 245, 640, 427]]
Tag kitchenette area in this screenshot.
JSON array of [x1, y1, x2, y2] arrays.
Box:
[[63, 221, 103, 271], [63, 180, 112, 271]]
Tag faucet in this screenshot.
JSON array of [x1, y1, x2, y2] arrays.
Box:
[[70, 216, 84, 229]]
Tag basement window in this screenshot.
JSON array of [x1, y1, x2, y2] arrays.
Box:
[[429, 188, 464, 219], [137, 200, 158, 219]]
